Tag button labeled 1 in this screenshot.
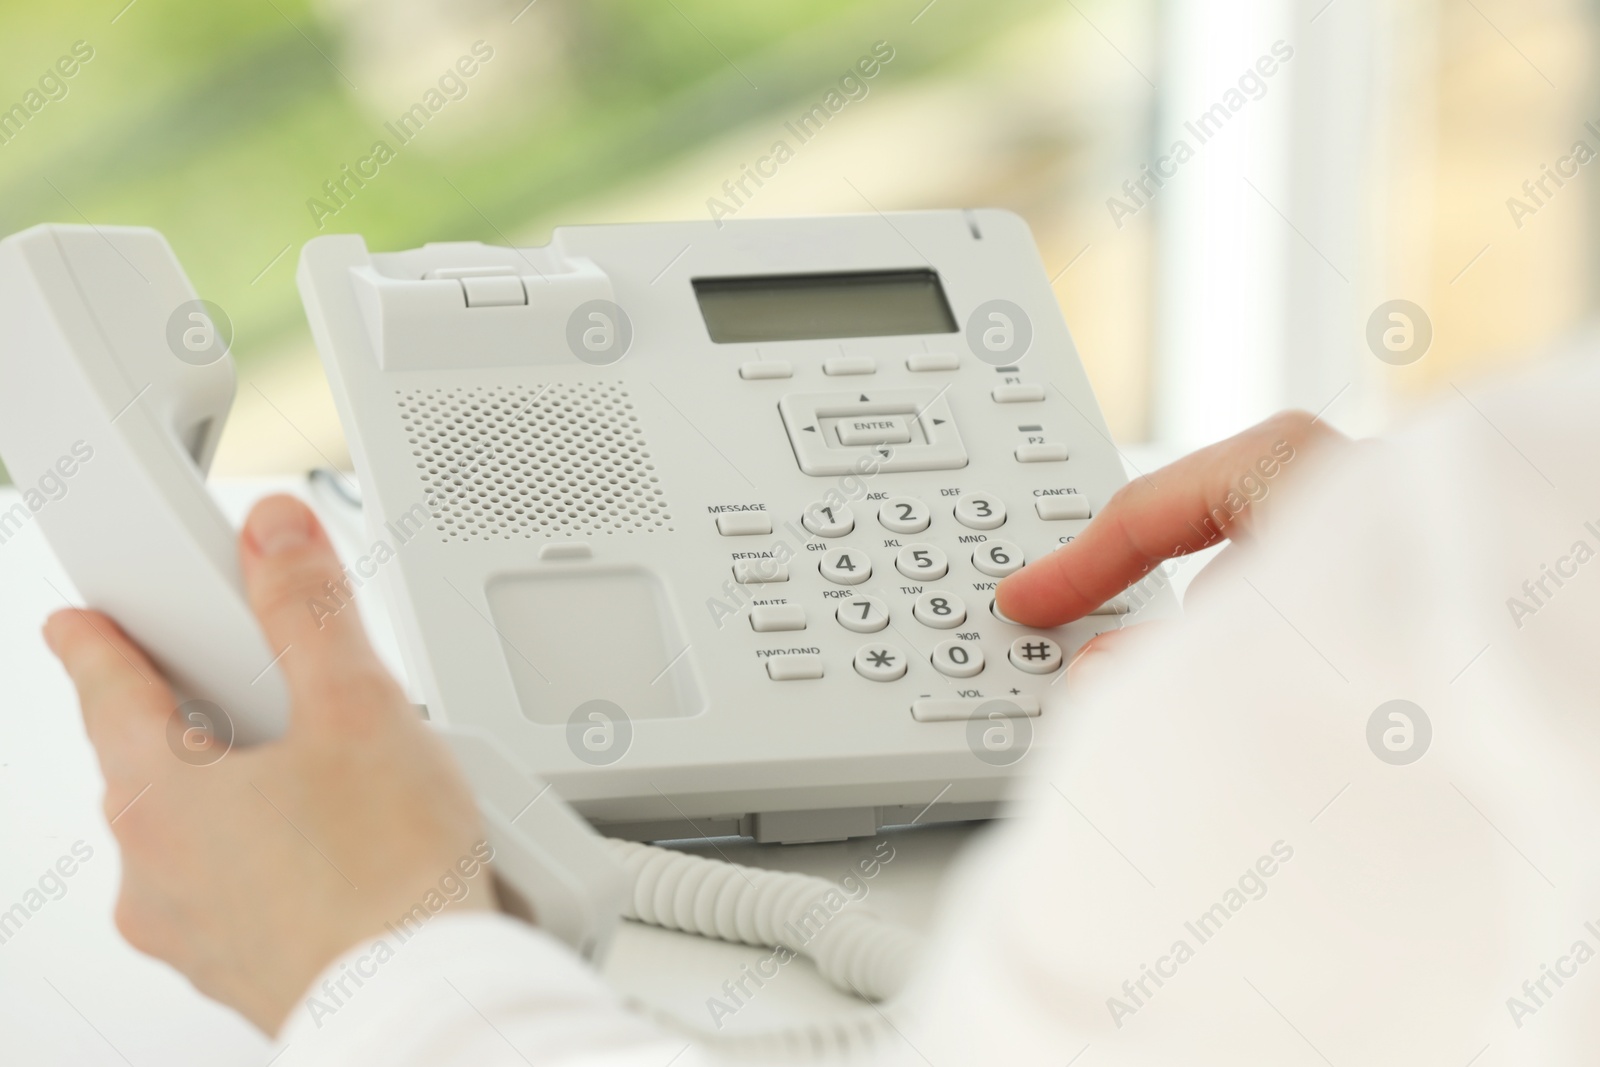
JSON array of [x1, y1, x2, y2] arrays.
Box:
[[836, 595, 889, 633], [820, 546, 872, 585], [803, 502, 854, 537], [972, 540, 1025, 578], [954, 492, 1006, 530], [854, 643, 907, 681], [879, 496, 930, 534], [896, 544, 948, 581]]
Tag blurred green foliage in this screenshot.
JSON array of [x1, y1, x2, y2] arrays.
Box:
[[0, 0, 1044, 367]]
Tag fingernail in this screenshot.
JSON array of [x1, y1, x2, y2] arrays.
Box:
[[246, 496, 312, 556]]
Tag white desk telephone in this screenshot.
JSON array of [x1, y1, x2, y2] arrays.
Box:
[[0, 213, 1172, 1029]]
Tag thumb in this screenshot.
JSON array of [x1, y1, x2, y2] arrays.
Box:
[[239, 494, 392, 714]]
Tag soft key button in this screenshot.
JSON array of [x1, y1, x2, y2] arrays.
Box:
[[1016, 443, 1069, 463], [1035, 495, 1092, 520], [767, 654, 823, 680], [750, 604, 807, 632], [878, 496, 931, 534], [992, 384, 1046, 403], [716, 511, 772, 536], [954, 492, 1006, 530], [836, 415, 912, 447], [740, 360, 793, 380], [907, 351, 960, 372], [824, 356, 877, 376]]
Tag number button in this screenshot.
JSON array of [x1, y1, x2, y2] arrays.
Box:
[[954, 493, 1006, 530], [931, 640, 985, 678], [895, 543, 948, 581], [912, 590, 966, 629], [836, 595, 889, 633], [1008, 636, 1064, 675], [972, 540, 1025, 578], [802, 502, 855, 538], [820, 547, 872, 585], [878, 496, 931, 534], [853, 643, 908, 682]]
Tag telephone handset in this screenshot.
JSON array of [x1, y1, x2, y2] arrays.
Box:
[[0, 224, 623, 961]]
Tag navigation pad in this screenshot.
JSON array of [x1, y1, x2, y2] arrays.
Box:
[[778, 389, 968, 476]]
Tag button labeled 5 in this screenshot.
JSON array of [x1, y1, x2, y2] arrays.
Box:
[[896, 543, 948, 581]]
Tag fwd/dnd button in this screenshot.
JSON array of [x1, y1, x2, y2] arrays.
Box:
[[767, 654, 823, 680], [835, 415, 912, 446]]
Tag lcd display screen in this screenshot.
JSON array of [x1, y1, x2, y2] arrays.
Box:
[[693, 269, 958, 343]]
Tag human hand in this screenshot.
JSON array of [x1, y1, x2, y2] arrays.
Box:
[[996, 411, 1349, 676], [43, 494, 495, 1035]]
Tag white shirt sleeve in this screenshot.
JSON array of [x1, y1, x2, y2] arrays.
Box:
[[284, 354, 1600, 1065], [276, 911, 706, 1067]]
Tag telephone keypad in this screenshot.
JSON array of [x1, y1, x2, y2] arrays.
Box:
[[820, 546, 872, 585], [895, 543, 948, 581], [878, 496, 931, 534], [836, 595, 889, 633], [931, 640, 985, 678], [913, 590, 966, 629], [854, 643, 908, 682], [748, 488, 1092, 688]]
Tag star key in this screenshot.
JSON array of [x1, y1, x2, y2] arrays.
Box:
[[854, 642, 908, 682]]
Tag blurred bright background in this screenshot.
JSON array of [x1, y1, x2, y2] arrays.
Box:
[[1, 0, 1595, 474]]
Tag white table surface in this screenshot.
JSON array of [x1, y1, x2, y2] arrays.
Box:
[[0, 479, 983, 1065]]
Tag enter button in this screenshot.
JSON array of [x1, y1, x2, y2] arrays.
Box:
[[835, 414, 914, 447]]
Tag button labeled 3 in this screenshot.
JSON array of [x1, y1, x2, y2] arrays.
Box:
[[954, 492, 1006, 530], [854, 643, 907, 681]]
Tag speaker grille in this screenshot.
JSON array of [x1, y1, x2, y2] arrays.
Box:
[[397, 383, 673, 540]]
